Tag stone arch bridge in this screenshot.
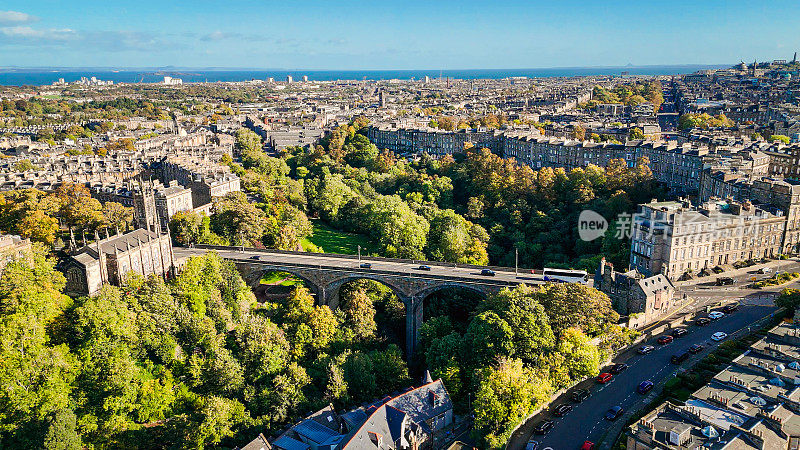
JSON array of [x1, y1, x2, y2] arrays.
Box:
[[173, 245, 542, 357]]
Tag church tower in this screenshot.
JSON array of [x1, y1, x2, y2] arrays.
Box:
[[133, 178, 159, 232]]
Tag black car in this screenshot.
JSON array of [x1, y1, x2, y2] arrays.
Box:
[[249, 255, 260, 260], [672, 328, 688, 338], [689, 344, 704, 354], [481, 269, 496, 276], [417, 265, 432, 271], [571, 388, 590, 403], [359, 262, 372, 269], [533, 420, 554, 435], [605, 406, 624, 421], [696, 317, 711, 326], [671, 351, 690, 364], [722, 304, 739, 314], [716, 277, 735, 286], [553, 404, 573, 417], [609, 363, 628, 374]]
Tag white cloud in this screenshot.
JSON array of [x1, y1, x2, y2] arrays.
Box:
[[0, 10, 38, 25]]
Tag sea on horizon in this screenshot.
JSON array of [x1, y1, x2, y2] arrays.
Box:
[[0, 65, 729, 86]]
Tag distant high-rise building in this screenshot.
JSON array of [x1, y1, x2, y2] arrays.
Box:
[[286, 75, 293, 83], [424, 76, 430, 84], [302, 75, 309, 82], [266, 77, 274, 83]]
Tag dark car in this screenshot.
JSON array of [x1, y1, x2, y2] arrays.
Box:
[[553, 404, 573, 417], [657, 335, 674, 345], [671, 351, 690, 364], [722, 303, 739, 314], [533, 420, 554, 435], [672, 328, 688, 338], [610, 363, 629, 374], [481, 269, 495, 276], [637, 380, 654, 394], [249, 255, 260, 260], [716, 277, 735, 286], [571, 388, 590, 403], [359, 262, 372, 269], [696, 317, 711, 326], [605, 406, 624, 421], [417, 265, 432, 271], [689, 344, 704, 354]]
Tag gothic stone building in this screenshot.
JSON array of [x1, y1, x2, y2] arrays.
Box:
[[62, 228, 175, 296]]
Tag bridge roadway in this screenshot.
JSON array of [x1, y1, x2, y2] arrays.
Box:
[[173, 245, 544, 356]]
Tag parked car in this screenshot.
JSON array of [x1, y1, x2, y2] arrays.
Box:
[[671, 351, 690, 364], [610, 363, 628, 374], [417, 265, 431, 271], [597, 372, 613, 384], [712, 332, 728, 341], [722, 303, 739, 314], [638, 345, 655, 354], [553, 404, 573, 417], [696, 317, 711, 326], [605, 406, 624, 421], [571, 388, 590, 403], [481, 269, 495, 276], [525, 438, 540, 450], [580, 442, 595, 450], [708, 311, 725, 320], [637, 380, 654, 394], [716, 277, 735, 286], [360, 262, 372, 269], [758, 267, 772, 274], [657, 335, 674, 345], [533, 420, 554, 435], [689, 344, 704, 354], [672, 328, 688, 338]]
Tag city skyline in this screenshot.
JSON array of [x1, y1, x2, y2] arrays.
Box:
[[2, 0, 800, 69]]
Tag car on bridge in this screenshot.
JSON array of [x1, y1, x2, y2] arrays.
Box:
[[359, 262, 372, 269], [481, 269, 495, 276], [417, 265, 431, 271]]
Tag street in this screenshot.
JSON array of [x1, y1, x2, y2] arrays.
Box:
[[507, 303, 778, 450]]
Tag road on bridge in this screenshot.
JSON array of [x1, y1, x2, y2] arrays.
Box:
[[173, 246, 544, 287]]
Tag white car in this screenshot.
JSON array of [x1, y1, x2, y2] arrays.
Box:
[[711, 332, 728, 341], [708, 311, 725, 320]]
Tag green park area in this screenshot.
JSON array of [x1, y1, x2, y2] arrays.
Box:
[[301, 219, 375, 255], [258, 271, 306, 287]]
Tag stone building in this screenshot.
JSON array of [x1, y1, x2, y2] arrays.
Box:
[[630, 199, 786, 280], [133, 179, 193, 232], [0, 234, 32, 271], [594, 258, 676, 327], [61, 228, 175, 296], [264, 375, 453, 450]]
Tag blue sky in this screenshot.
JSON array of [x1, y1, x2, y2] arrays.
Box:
[[1, 0, 799, 69]]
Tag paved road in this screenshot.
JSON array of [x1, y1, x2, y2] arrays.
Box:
[[509, 303, 777, 450], [174, 246, 546, 287]]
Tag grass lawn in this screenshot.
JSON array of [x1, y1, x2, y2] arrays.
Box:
[[302, 219, 375, 255], [259, 271, 305, 287]]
